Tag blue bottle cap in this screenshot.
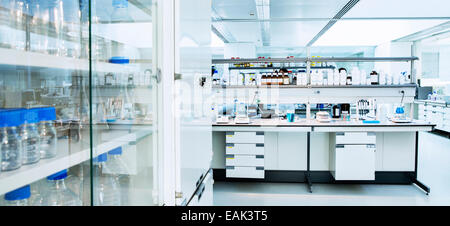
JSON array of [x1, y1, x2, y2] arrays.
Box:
[[47, 169, 68, 181], [94, 153, 108, 162], [108, 147, 123, 155], [0, 109, 23, 127], [4, 185, 31, 201], [38, 107, 56, 122], [395, 107, 405, 114], [109, 56, 130, 64]]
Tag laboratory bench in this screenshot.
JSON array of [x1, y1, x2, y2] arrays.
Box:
[[211, 118, 435, 194]]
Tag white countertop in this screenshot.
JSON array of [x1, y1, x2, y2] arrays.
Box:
[[213, 118, 434, 132]]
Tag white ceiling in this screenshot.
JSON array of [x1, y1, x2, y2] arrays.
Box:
[[212, 0, 450, 55]]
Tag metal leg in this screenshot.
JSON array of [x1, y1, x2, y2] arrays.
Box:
[[305, 132, 312, 193], [412, 131, 430, 195]]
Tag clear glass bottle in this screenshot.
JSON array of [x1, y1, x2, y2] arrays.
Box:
[[38, 170, 82, 206], [0, 0, 12, 48], [0, 109, 23, 171], [3, 185, 31, 206], [9, 0, 27, 51], [20, 109, 41, 165], [38, 107, 57, 159], [40, 0, 64, 56], [94, 153, 122, 206], [61, 0, 81, 58], [29, 0, 44, 53], [111, 0, 133, 22], [106, 147, 130, 175]]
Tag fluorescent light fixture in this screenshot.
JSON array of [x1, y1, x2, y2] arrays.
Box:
[[211, 31, 225, 47], [314, 20, 447, 46]]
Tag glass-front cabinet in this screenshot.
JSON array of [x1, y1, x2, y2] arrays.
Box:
[[0, 0, 159, 206]]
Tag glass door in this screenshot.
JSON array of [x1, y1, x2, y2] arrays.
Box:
[[90, 0, 159, 206], [0, 0, 91, 206]]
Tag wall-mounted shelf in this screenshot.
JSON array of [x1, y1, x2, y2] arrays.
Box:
[[212, 57, 419, 64], [0, 48, 134, 73], [227, 66, 335, 70], [212, 85, 416, 104], [0, 128, 153, 196]]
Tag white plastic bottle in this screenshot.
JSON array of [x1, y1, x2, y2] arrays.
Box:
[[94, 153, 122, 206], [39, 170, 82, 206], [351, 67, 360, 85], [38, 107, 57, 159], [0, 109, 22, 171], [333, 69, 340, 86], [360, 69, 367, 85], [20, 109, 41, 165], [327, 69, 334, 86], [3, 185, 31, 206]]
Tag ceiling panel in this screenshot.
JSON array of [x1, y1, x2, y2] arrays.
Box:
[[344, 0, 450, 18], [314, 20, 449, 46], [270, 21, 329, 46], [270, 0, 349, 19], [212, 0, 258, 19], [221, 22, 262, 44]]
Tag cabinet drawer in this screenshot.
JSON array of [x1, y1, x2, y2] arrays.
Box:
[[226, 132, 264, 143], [333, 145, 375, 180], [335, 132, 376, 144], [226, 154, 264, 167], [225, 143, 264, 155], [226, 166, 264, 179]]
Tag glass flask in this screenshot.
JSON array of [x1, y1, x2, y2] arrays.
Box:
[[94, 153, 122, 206], [0, 109, 23, 171], [38, 107, 57, 159], [38, 169, 82, 206], [20, 109, 41, 165]]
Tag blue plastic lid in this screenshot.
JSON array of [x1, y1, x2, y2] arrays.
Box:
[[4, 185, 31, 201], [0, 109, 23, 127], [38, 107, 56, 122], [47, 169, 68, 181], [22, 108, 40, 124], [109, 56, 130, 64], [108, 147, 123, 155], [95, 153, 108, 162]]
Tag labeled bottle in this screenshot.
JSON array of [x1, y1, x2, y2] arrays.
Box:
[[39, 170, 82, 206], [283, 73, 289, 85], [370, 71, 379, 85], [261, 73, 267, 85], [3, 185, 31, 206], [38, 107, 57, 159], [0, 109, 23, 171], [21, 109, 41, 165]]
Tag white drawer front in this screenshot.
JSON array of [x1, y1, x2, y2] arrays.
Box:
[[226, 154, 264, 167], [334, 144, 375, 180], [226, 143, 264, 155], [336, 132, 376, 144], [226, 132, 265, 143], [226, 166, 265, 179]]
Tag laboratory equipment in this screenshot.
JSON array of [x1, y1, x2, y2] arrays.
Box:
[[0, 109, 23, 171], [62, 0, 81, 58], [93, 153, 122, 206], [20, 108, 41, 165], [234, 102, 250, 124], [340, 104, 351, 121], [370, 71, 379, 85], [9, 0, 27, 51], [316, 111, 331, 123], [38, 107, 57, 159], [3, 185, 31, 206], [332, 105, 340, 119], [39, 170, 82, 206], [40, 0, 64, 56]]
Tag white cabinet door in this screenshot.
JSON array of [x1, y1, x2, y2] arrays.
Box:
[[332, 145, 376, 180]]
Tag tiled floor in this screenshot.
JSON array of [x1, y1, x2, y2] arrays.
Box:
[[213, 132, 450, 206]]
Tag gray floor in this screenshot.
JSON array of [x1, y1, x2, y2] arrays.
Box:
[[213, 132, 450, 206]]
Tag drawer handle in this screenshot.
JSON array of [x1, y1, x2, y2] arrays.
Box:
[[256, 155, 264, 159], [226, 143, 235, 147], [226, 132, 235, 136], [256, 132, 265, 136], [336, 132, 345, 136], [225, 154, 235, 158], [226, 166, 235, 170], [336, 144, 345, 148], [256, 167, 264, 170], [256, 143, 264, 147]]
